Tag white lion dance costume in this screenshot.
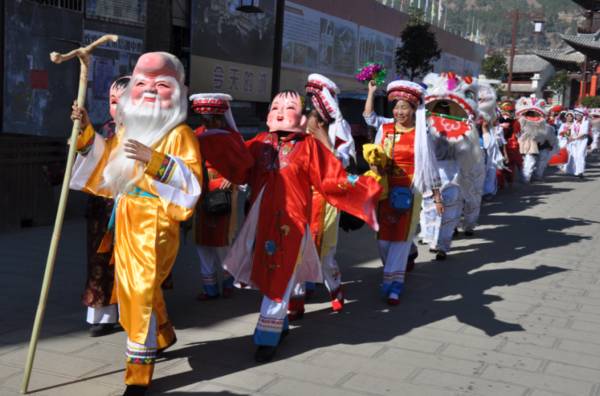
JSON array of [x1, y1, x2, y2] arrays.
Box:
[[478, 82, 505, 197], [516, 97, 557, 182], [419, 72, 483, 257]]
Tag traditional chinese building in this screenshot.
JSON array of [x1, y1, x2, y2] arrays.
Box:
[[533, 0, 600, 104]]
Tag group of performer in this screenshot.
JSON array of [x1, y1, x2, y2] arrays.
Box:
[[67, 51, 598, 395]]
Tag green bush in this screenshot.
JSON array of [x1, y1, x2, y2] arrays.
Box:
[[581, 96, 600, 108]]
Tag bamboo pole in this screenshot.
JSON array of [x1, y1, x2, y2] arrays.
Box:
[[20, 34, 118, 394]]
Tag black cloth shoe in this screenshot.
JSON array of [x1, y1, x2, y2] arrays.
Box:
[[435, 251, 447, 261], [464, 230, 474, 237], [254, 345, 278, 363], [123, 385, 147, 396], [89, 323, 115, 337]]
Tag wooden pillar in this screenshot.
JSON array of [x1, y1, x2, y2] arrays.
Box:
[[579, 80, 586, 102], [590, 75, 598, 97]]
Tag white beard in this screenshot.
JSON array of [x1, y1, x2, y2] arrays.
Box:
[[102, 83, 187, 195]]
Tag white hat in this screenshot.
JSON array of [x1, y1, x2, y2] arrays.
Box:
[[386, 80, 425, 106], [189, 93, 237, 130], [306, 73, 340, 97]]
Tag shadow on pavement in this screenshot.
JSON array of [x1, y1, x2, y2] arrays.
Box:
[[149, 159, 598, 393]]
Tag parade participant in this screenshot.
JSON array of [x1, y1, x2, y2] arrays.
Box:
[[552, 110, 573, 169], [418, 73, 481, 256], [499, 100, 522, 185], [548, 104, 563, 133], [564, 108, 590, 178], [288, 75, 354, 319], [590, 108, 600, 152], [83, 76, 129, 337], [515, 97, 555, 183], [305, 73, 356, 167], [223, 90, 381, 363], [477, 82, 504, 199], [190, 93, 251, 300], [70, 52, 201, 395], [364, 79, 441, 298]]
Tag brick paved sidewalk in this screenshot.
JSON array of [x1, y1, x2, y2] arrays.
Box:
[[2, 158, 600, 396]]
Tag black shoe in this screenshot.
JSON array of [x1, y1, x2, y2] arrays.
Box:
[[89, 323, 115, 337], [428, 248, 438, 253], [123, 385, 147, 396], [435, 251, 447, 261], [464, 230, 474, 237], [254, 345, 278, 363]]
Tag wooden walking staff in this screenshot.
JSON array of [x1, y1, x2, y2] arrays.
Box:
[[20, 34, 118, 394]]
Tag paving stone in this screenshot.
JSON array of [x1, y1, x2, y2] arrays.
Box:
[[0, 347, 110, 378], [407, 328, 504, 351], [557, 338, 600, 355], [481, 365, 594, 395], [461, 327, 557, 348], [306, 350, 416, 382], [2, 370, 120, 396], [528, 390, 573, 396], [341, 373, 458, 396], [0, 364, 22, 383], [440, 344, 543, 371], [37, 334, 99, 354], [262, 378, 366, 396], [255, 356, 353, 387], [412, 368, 528, 395], [379, 347, 483, 376], [515, 323, 600, 346], [387, 336, 444, 354], [206, 369, 277, 392], [544, 361, 600, 383], [501, 341, 600, 370]]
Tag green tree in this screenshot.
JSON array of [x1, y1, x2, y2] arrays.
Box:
[[395, 8, 441, 81], [481, 52, 508, 80], [547, 70, 570, 100]]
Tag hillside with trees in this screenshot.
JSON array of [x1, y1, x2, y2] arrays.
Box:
[[443, 0, 584, 51]]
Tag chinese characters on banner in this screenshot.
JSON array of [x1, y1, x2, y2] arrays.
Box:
[[191, 56, 272, 102], [189, 0, 275, 102]]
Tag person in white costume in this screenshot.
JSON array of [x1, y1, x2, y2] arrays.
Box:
[[564, 108, 590, 178], [515, 97, 557, 182], [588, 108, 600, 152]]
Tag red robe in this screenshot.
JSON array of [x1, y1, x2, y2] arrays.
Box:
[[194, 127, 253, 246], [505, 120, 522, 167], [229, 131, 381, 300], [377, 123, 416, 242]]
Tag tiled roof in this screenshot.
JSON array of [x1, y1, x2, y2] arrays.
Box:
[[571, 0, 600, 11], [535, 49, 585, 67], [509, 54, 552, 73], [561, 30, 600, 52]]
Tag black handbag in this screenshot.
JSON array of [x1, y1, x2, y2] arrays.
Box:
[[201, 161, 232, 215]]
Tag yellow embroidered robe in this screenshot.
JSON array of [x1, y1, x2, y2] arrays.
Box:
[[70, 123, 202, 344]]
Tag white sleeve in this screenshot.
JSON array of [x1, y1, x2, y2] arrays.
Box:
[[363, 112, 393, 129], [69, 133, 106, 191], [150, 156, 202, 211]]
